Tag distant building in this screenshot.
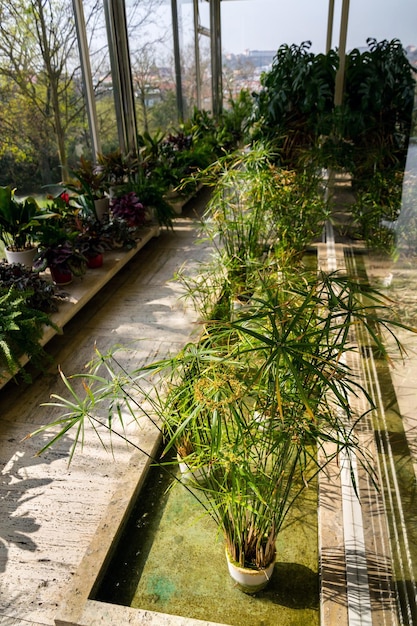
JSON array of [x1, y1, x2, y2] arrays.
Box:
[[243, 50, 276, 69], [405, 45, 417, 67]]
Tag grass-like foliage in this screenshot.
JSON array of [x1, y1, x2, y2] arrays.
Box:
[[27, 145, 415, 579], [27, 267, 413, 569]]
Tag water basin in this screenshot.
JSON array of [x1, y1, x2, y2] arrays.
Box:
[[94, 459, 319, 626]]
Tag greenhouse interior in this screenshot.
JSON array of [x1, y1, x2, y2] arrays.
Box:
[[0, 0, 417, 625]]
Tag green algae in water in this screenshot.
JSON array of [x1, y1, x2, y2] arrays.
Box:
[[95, 464, 319, 626]]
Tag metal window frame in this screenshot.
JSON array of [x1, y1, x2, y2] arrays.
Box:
[[76, 0, 351, 152]]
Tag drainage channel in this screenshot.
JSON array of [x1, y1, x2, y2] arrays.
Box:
[[322, 220, 375, 625], [345, 247, 417, 625], [321, 218, 417, 624]]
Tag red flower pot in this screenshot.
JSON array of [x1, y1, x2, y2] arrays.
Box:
[[50, 266, 73, 286], [87, 253, 104, 269]]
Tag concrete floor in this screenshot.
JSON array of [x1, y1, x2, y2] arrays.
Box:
[[0, 197, 210, 626]]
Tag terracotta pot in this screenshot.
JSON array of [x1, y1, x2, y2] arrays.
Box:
[[50, 266, 73, 286], [225, 548, 275, 593], [87, 253, 103, 269], [5, 246, 37, 269]]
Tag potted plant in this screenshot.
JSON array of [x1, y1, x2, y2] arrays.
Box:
[[0, 260, 67, 312], [33, 220, 87, 285], [110, 191, 146, 229], [75, 217, 112, 269], [126, 167, 175, 229], [139, 127, 211, 214], [144, 267, 412, 592], [100, 217, 138, 250], [26, 266, 413, 592], [189, 145, 328, 309], [0, 286, 57, 381], [0, 185, 55, 268], [97, 149, 139, 197], [67, 156, 109, 222]]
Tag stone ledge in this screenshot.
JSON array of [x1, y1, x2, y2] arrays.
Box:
[[0, 225, 160, 389]]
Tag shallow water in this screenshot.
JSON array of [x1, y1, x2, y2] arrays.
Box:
[[95, 462, 319, 626]]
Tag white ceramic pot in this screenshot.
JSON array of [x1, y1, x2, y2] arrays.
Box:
[[231, 298, 244, 321], [253, 410, 272, 432], [94, 197, 110, 222], [5, 247, 37, 269], [225, 549, 275, 593], [177, 454, 209, 484]]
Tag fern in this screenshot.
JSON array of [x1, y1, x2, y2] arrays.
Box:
[[0, 287, 57, 381]]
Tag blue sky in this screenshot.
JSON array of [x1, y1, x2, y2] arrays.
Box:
[[193, 0, 417, 54]]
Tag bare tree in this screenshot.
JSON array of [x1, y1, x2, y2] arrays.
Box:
[[126, 0, 168, 51], [126, 0, 171, 134], [0, 0, 173, 186], [223, 54, 257, 102], [0, 0, 86, 182], [182, 39, 211, 113], [131, 46, 159, 134]]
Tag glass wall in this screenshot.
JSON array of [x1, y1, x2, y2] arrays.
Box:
[[0, 0, 416, 192]]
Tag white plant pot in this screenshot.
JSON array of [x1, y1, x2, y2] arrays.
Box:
[[231, 298, 244, 321], [5, 247, 37, 269], [94, 197, 110, 222], [165, 189, 183, 215], [225, 549, 275, 593], [253, 410, 272, 432], [177, 454, 209, 484]]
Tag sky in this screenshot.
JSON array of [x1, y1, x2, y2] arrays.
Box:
[[188, 0, 417, 55]]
